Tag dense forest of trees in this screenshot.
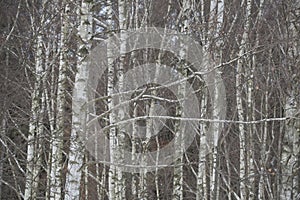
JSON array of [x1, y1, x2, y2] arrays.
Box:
[[0, 0, 299, 199]]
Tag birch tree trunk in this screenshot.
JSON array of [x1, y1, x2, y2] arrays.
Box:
[[24, 32, 44, 200], [207, 0, 224, 199], [139, 2, 150, 199], [196, 91, 208, 200], [251, 0, 265, 198], [172, 0, 188, 200], [280, 1, 300, 198], [48, 1, 70, 199], [65, 0, 93, 199], [2, 0, 299, 199], [114, 0, 127, 199], [281, 70, 300, 199], [106, 0, 119, 199], [130, 2, 140, 198], [196, 2, 210, 199], [236, 0, 252, 198], [172, 1, 193, 199], [258, 50, 272, 200], [153, 5, 172, 199], [245, 3, 255, 198]]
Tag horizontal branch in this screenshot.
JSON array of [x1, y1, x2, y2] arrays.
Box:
[[98, 115, 291, 133]]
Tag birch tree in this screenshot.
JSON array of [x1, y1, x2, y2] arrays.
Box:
[[0, 0, 300, 199], [48, 1, 71, 199], [172, 1, 192, 199], [24, 1, 47, 198], [280, 1, 300, 198], [106, 0, 120, 199], [65, 0, 94, 199], [236, 0, 252, 198], [206, 0, 224, 199]]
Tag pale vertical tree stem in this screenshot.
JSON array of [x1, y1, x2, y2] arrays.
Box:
[[236, 0, 252, 198], [24, 32, 44, 200], [172, 1, 192, 199], [24, 2, 47, 198], [64, 0, 93, 199], [106, 0, 118, 199], [48, 2, 70, 199], [206, 0, 224, 199]]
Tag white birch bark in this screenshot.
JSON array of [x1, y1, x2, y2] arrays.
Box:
[[140, 2, 150, 198], [106, 0, 118, 199], [131, 1, 141, 198], [196, 1, 211, 199], [65, 0, 93, 199], [258, 56, 271, 200], [24, 2, 48, 199], [152, 15, 172, 200], [251, 0, 265, 198], [236, 57, 246, 199], [131, 105, 139, 199], [45, 37, 59, 200], [172, 63, 185, 199], [196, 89, 208, 200], [257, 96, 266, 200], [112, 0, 127, 199], [246, 2, 255, 198], [236, 0, 252, 198], [48, 2, 70, 199], [24, 32, 44, 200], [208, 70, 224, 200], [207, 0, 224, 199], [172, 1, 193, 199], [246, 56, 256, 196], [280, 2, 300, 198]]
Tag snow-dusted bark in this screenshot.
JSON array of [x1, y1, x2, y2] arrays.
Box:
[[65, 0, 93, 199]]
